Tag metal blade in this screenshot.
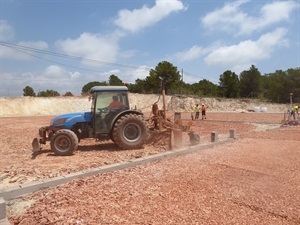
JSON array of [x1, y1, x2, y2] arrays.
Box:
[[32, 138, 40, 152]]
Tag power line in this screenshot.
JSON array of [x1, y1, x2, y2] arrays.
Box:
[[183, 71, 207, 80], [0, 41, 144, 70], [1, 41, 210, 82], [1, 77, 102, 82], [5, 45, 108, 74]]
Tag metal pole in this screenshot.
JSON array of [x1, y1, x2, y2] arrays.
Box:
[[289, 92, 293, 121], [162, 82, 166, 122], [181, 69, 183, 95]]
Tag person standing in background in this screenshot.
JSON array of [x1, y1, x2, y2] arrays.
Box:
[[194, 104, 200, 119], [291, 105, 298, 120], [201, 103, 207, 120]]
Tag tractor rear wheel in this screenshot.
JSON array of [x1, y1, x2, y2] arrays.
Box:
[[50, 129, 79, 156], [112, 114, 148, 149]]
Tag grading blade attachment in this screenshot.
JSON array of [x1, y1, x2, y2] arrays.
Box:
[[32, 138, 41, 152]]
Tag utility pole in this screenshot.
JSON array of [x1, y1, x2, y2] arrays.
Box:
[[162, 81, 166, 122], [289, 92, 293, 121], [181, 68, 183, 95]]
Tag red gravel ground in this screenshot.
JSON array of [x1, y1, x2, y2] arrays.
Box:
[[1, 112, 300, 224]]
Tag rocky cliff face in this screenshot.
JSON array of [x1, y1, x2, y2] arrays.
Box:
[[0, 94, 288, 117]]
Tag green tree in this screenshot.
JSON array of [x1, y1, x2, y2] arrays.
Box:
[[201, 80, 218, 96], [127, 79, 147, 93], [191, 79, 218, 97], [147, 61, 181, 94], [178, 82, 194, 96], [263, 68, 300, 103], [144, 71, 161, 94], [81, 81, 107, 95], [219, 70, 239, 98], [261, 71, 286, 103], [286, 68, 300, 103], [239, 65, 262, 98], [37, 89, 60, 97], [109, 74, 123, 86], [23, 86, 36, 97], [63, 91, 74, 97]]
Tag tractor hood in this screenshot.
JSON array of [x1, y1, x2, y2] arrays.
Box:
[[50, 112, 92, 129]]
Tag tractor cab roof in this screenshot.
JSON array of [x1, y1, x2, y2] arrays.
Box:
[[89, 86, 128, 93]]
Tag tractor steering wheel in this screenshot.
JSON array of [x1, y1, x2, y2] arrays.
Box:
[[98, 107, 109, 114]]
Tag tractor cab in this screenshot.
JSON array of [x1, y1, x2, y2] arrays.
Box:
[[89, 86, 130, 136]]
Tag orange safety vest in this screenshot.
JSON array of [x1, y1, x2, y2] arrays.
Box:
[[109, 101, 123, 109], [201, 105, 206, 111]]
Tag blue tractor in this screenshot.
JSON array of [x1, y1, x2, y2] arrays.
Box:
[[32, 86, 148, 156]]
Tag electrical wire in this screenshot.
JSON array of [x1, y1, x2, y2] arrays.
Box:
[[1, 41, 208, 82], [0, 41, 143, 70]]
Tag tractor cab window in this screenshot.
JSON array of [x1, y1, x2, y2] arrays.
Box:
[[90, 93, 96, 114], [95, 91, 128, 111], [92, 91, 129, 134]]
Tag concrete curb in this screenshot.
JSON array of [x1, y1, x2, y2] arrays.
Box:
[[0, 138, 234, 201], [0, 219, 10, 225], [0, 133, 236, 224], [0, 198, 10, 225]]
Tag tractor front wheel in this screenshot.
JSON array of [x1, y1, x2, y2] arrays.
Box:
[[112, 114, 148, 149], [50, 129, 79, 156]]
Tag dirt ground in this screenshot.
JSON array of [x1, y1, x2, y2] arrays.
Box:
[[1, 112, 300, 224]]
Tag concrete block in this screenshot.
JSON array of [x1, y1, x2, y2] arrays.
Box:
[[0, 198, 6, 220], [171, 128, 183, 149], [230, 129, 237, 139], [211, 132, 218, 142], [0, 218, 11, 225]]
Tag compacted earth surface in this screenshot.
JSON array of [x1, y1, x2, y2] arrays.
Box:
[[1, 111, 300, 225]]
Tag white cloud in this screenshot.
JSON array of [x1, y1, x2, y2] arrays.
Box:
[[204, 28, 288, 73], [56, 32, 120, 67], [201, 0, 299, 35], [171, 42, 223, 63], [174, 45, 204, 62], [33, 66, 83, 94], [0, 20, 15, 41], [0, 21, 48, 60], [114, 0, 187, 32], [44, 65, 69, 79], [103, 66, 150, 83], [260, 1, 299, 24], [128, 65, 151, 82], [201, 0, 249, 34]]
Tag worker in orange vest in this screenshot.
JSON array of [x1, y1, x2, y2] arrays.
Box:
[[201, 103, 207, 120]]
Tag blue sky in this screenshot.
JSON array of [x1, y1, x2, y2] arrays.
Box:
[[0, 0, 299, 96]]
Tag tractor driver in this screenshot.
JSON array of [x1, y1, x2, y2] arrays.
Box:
[[108, 95, 123, 109], [103, 95, 124, 129]]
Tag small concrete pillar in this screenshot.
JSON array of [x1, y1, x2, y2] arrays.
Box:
[[172, 128, 183, 149], [0, 198, 6, 220], [230, 129, 237, 139], [211, 132, 218, 142]]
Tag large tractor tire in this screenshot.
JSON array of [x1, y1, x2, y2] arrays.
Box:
[[112, 114, 148, 149], [50, 129, 79, 156]]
